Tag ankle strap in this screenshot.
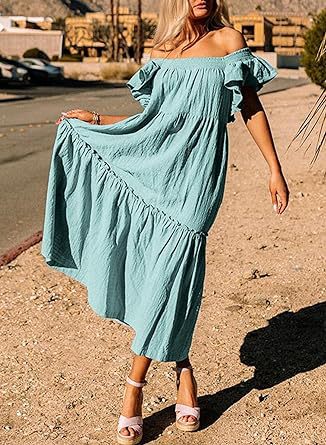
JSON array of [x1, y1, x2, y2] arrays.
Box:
[[172, 365, 193, 373], [126, 376, 147, 387]]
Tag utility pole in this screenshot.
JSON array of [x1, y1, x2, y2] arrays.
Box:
[[110, 0, 115, 60], [136, 0, 142, 64], [114, 0, 120, 61]]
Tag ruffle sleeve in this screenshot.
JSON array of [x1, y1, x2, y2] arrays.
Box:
[[224, 52, 278, 123], [126, 59, 160, 109]]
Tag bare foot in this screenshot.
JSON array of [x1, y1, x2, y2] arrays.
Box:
[[176, 368, 198, 423], [119, 382, 143, 437]]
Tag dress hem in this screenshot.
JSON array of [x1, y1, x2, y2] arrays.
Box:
[[41, 249, 200, 363]]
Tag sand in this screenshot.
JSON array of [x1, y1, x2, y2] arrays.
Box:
[[0, 82, 325, 445]]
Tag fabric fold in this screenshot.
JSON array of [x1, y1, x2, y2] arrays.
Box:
[[224, 52, 278, 122], [41, 119, 207, 361]]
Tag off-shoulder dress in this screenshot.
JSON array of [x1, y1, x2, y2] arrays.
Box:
[[41, 47, 277, 361]]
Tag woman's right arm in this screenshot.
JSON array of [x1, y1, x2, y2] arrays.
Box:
[[99, 114, 129, 124], [55, 109, 129, 125]]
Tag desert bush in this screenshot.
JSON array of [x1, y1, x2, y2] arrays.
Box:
[[301, 9, 326, 88], [100, 63, 140, 80], [59, 54, 83, 62], [23, 48, 50, 61], [66, 71, 100, 81], [67, 71, 81, 80]]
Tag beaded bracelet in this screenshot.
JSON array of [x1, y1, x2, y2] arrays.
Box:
[[91, 111, 101, 125]]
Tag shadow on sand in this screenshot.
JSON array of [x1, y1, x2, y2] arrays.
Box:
[[142, 302, 326, 442]]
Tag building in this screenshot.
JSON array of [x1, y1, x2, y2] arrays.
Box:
[[0, 16, 63, 59], [65, 12, 113, 58], [231, 12, 274, 51], [266, 13, 312, 56], [0, 15, 54, 30], [64, 7, 158, 60], [230, 11, 313, 68]]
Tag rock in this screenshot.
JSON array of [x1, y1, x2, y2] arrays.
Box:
[[258, 393, 269, 402], [225, 304, 242, 312], [243, 269, 271, 280]]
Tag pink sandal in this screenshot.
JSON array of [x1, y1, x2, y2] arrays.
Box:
[[172, 365, 200, 432], [117, 376, 147, 445]]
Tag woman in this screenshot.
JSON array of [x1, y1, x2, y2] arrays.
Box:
[[42, 0, 289, 443]]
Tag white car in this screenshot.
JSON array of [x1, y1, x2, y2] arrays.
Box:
[[0, 61, 29, 82], [20, 58, 63, 80]]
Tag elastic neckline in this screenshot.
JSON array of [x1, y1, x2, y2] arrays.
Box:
[[150, 47, 251, 63]]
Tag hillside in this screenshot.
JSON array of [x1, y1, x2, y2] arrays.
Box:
[[0, 0, 324, 17], [0, 0, 95, 17], [94, 0, 325, 15]]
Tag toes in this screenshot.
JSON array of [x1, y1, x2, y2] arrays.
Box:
[[181, 415, 196, 423], [128, 427, 136, 437], [119, 426, 139, 437], [120, 427, 130, 436]]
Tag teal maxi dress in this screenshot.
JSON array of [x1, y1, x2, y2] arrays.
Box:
[[41, 47, 277, 362]]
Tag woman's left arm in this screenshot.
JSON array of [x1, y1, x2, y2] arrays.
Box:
[[240, 85, 290, 215]]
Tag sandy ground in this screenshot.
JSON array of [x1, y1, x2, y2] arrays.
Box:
[[0, 82, 325, 445]]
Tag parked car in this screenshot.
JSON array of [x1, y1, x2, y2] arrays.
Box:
[[0, 60, 29, 83], [0, 56, 47, 83], [19, 58, 64, 81]]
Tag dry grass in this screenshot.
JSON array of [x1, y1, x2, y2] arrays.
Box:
[[100, 63, 140, 81], [66, 71, 81, 81]]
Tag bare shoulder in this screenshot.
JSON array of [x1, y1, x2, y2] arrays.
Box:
[[149, 46, 169, 59], [210, 26, 248, 55]]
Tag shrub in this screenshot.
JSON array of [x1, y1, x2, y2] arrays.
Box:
[[23, 48, 50, 61], [67, 71, 81, 80], [100, 63, 140, 80], [59, 54, 83, 62], [301, 9, 326, 88]]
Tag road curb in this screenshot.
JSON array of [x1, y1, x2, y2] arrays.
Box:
[[0, 95, 32, 103], [0, 230, 43, 267]]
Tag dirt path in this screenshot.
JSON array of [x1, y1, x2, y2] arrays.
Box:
[[0, 83, 325, 445]]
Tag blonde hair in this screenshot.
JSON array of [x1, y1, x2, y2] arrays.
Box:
[[152, 0, 232, 54]]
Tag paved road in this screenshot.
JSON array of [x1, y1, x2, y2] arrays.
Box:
[[0, 84, 142, 255], [0, 78, 125, 99], [0, 76, 310, 255], [0, 75, 309, 99]]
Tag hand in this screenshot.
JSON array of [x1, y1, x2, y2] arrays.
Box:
[[269, 170, 290, 214], [55, 109, 96, 125]]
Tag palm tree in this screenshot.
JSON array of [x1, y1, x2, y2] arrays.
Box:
[[136, 0, 143, 64], [287, 31, 325, 167], [110, 0, 115, 60]]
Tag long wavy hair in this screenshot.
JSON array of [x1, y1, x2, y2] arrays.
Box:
[[152, 0, 232, 55]]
